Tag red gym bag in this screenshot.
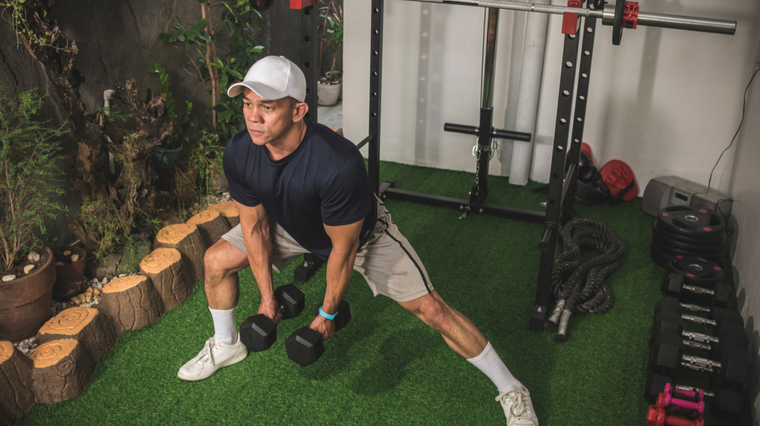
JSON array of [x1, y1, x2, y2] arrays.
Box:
[[599, 160, 638, 205]]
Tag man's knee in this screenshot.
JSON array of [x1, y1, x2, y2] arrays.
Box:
[[204, 240, 245, 281], [404, 293, 452, 331]]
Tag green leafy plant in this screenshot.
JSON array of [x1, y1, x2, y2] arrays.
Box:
[[319, 0, 343, 84], [0, 0, 70, 52], [74, 197, 129, 259], [184, 129, 224, 203], [0, 86, 68, 272], [158, 0, 264, 142]]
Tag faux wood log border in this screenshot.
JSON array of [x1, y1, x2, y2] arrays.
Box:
[[186, 209, 230, 248], [0, 203, 241, 419], [154, 224, 206, 284], [140, 248, 192, 311], [0, 341, 35, 419], [208, 201, 239, 228], [30, 339, 94, 405], [36, 307, 119, 363], [98, 276, 165, 334]]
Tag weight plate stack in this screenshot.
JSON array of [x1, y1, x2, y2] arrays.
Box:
[[667, 256, 724, 289], [649, 206, 727, 269]]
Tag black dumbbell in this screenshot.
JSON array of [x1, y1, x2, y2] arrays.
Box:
[[240, 284, 305, 352], [653, 297, 743, 327], [650, 299, 746, 354], [661, 273, 730, 310], [285, 300, 351, 367], [646, 333, 750, 416]]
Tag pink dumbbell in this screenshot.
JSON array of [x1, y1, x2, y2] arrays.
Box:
[[663, 383, 705, 414]]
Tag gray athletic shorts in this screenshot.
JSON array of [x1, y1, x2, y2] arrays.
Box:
[[221, 197, 434, 303]]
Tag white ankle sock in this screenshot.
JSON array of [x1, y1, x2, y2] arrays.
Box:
[[209, 307, 237, 344], [467, 342, 523, 394]]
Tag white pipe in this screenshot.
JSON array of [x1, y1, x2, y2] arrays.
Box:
[[508, 0, 549, 186], [103, 89, 117, 174]]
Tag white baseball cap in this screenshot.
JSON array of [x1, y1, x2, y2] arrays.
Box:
[[227, 56, 306, 102]]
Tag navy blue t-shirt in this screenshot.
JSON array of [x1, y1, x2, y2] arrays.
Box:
[[223, 119, 377, 261]]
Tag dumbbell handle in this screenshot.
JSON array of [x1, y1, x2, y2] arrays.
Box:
[[682, 331, 718, 345], [681, 314, 715, 327], [672, 384, 714, 399], [662, 392, 705, 414], [682, 339, 711, 352], [679, 303, 711, 314], [681, 354, 721, 373], [682, 284, 714, 296]]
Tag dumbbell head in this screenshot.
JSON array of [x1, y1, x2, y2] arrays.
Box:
[[650, 311, 684, 347], [285, 300, 352, 367], [650, 333, 684, 378], [313, 300, 352, 331], [712, 323, 748, 357], [661, 274, 730, 309], [711, 388, 746, 419], [240, 284, 306, 352], [654, 297, 683, 318], [284, 326, 325, 367], [709, 346, 751, 393], [240, 314, 276, 352], [275, 284, 305, 319]]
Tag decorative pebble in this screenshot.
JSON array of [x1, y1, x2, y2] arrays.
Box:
[[23, 264, 35, 274], [63, 250, 71, 256], [71, 254, 80, 262], [56, 261, 65, 266], [28, 251, 40, 262], [2, 275, 16, 282]]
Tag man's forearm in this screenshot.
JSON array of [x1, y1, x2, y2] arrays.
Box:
[[322, 247, 357, 315], [243, 222, 275, 302]]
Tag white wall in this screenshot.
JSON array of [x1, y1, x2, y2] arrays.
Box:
[[344, 0, 760, 196], [728, 61, 760, 420]]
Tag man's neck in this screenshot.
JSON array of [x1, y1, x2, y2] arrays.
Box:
[[265, 120, 307, 161]]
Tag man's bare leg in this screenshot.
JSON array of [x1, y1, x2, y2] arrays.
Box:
[[399, 291, 538, 425]]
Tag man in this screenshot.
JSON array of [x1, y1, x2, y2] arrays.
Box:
[[177, 55, 539, 426]]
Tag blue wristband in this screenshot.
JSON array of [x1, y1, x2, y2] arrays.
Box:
[[318, 306, 337, 320]]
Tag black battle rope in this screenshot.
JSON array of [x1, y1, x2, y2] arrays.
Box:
[[544, 218, 626, 343]]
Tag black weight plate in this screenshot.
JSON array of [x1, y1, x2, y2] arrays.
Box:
[[612, 0, 625, 45], [653, 239, 725, 263], [652, 228, 727, 255], [651, 221, 725, 247], [667, 256, 724, 288], [650, 240, 675, 269], [656, 206, 726, 240]]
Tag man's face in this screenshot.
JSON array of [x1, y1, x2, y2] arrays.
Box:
[[241, 88, 297, 147]]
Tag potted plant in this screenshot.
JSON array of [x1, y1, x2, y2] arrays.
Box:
[[318, 1, 343, 106], [0, 87, 69, 342]]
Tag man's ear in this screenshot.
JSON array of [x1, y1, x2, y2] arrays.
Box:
[[292, 101, 309, 123]]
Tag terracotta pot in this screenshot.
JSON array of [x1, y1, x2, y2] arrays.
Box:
[[0, 246, 56, 342], [51, 246, 87, 302]]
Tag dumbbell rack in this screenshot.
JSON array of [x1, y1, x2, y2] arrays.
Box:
[[285, 0, 736, 330]]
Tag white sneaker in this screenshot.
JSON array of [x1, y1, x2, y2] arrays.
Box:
[[496, 387, 539, 426], [178, 335, 247, 381]]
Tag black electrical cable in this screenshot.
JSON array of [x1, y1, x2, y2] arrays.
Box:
[[707, 67, 760, 192], [544, 218, 626, 343]]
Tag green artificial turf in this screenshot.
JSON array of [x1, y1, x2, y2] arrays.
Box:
[[18, 160, 750, 425]]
